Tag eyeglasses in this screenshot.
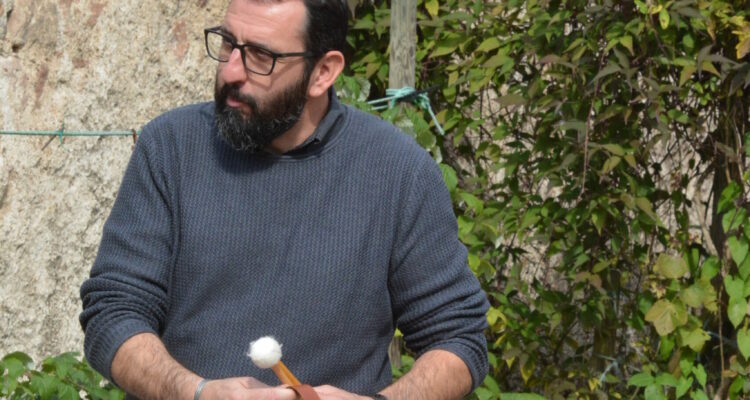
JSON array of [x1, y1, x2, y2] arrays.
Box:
[[204, 26, 313, 76]]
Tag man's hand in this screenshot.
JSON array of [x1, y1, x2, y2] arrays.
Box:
[[200, 377, 298, 400]]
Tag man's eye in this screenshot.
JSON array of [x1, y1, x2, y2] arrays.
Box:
[[247, 48, 273, 62]]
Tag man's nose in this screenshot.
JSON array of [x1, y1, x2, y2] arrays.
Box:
[[220, 48, 248, 85]]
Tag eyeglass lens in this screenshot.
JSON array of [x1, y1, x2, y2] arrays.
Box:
[[205, 31, 275, 75]]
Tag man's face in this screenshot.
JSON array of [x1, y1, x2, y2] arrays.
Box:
[[213, 0, 311, 152]]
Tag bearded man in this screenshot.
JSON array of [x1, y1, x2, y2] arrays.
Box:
[[80, 1, 489, 399]]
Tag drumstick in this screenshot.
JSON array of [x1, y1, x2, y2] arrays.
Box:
[[248, 336, 301, 386]]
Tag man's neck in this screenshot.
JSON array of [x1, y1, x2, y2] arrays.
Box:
[[266, 94, 330, 154]]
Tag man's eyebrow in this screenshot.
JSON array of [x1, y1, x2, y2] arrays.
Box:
[[218, 25, 275, 53], [218, 25, 234, 38]]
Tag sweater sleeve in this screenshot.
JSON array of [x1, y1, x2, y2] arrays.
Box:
[[79, 126, 176, 382], [389, 153, 490, 391]]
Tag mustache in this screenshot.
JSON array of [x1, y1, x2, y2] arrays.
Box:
[[216, 83, 258, 112]]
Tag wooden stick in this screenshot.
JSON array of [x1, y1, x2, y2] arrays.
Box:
[[271, 361, 301, 386]]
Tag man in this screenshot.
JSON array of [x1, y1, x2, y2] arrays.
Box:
[[79, 0, 489, 399]]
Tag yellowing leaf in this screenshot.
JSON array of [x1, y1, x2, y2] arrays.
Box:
[[520, 358, 535, 383], [737, 36, 750, 59], [680, 280, 717, 311], [659, 9, 670, 29], [425, 0, 439, 17], [645, 300, 688, 336], [682, 328, 710, 352], [654, 253, 688, 279], [620, 35, 634, 55]]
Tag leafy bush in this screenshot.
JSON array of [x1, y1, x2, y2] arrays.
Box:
[[345, 0, 750, 398], [0, 352, 123, 399]]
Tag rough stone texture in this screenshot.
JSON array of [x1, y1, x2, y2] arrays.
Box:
[[0, 0, 225, 363]]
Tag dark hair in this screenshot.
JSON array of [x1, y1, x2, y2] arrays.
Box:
[[301, 0, 350, 63]]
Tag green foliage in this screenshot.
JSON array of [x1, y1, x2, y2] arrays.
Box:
[[344, 0, 750, 398], [0, 352, 123, 399]]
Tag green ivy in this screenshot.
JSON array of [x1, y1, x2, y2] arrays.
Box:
[[0, 352, 123, 399], [343, 0, 750, 398]]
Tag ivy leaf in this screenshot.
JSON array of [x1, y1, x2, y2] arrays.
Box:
[[723, 208, 747, 233], [676, 376, 693, 398], [718, 182, 741, 213], [693, 364, 707, 388], [729, 237, 749, 267], [645, 299, 688, 336], [725, 275, 744, 299], [680, 280, 716, 310], [737, 328, 750, 359], [644, 383, 666, 400], [628, 372, 654, 387], [701, 256, 720, 281], [460, 192, 484, 214], [728, 296, 748, 328], [653, 253, 688, 279], [681, 328, 710, 352], [425, 0, 439, 17], [730, 377, 746, 397], [741, 257, 750, 282], [439, 163, 458, 193]]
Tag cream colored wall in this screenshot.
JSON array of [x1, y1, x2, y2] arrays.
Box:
[[0, 0, 226, 362]]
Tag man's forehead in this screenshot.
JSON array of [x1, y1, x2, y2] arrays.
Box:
[[224, 0, 307, 42]]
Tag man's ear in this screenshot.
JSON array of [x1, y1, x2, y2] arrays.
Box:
[[307, 50, 345, 98]]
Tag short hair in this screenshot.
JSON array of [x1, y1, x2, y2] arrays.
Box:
[[302, 0, 350, 61]]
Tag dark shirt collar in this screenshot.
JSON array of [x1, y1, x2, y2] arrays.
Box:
[[284, 87, 345, 156]]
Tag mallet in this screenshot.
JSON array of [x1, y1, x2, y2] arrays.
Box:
[[248, 336, 301, 386]]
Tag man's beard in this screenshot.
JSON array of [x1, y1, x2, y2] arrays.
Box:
[[214, 70, 310, 153]]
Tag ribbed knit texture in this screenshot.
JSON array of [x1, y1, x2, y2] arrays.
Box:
[[80, 95, 489, 396]]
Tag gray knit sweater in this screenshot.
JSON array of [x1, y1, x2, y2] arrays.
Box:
[[79, 94, 489, 396]]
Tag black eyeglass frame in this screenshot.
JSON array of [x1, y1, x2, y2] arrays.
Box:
[[204, 26, 314, 76]]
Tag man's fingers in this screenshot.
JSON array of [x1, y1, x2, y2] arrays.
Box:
[[273, 386, 300, 400], [242, 376, 270, 389]]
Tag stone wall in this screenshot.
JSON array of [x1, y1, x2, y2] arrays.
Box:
[[0, 0, 226, 362]]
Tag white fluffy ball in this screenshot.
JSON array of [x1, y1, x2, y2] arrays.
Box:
[[248, 336, 283, 369]]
